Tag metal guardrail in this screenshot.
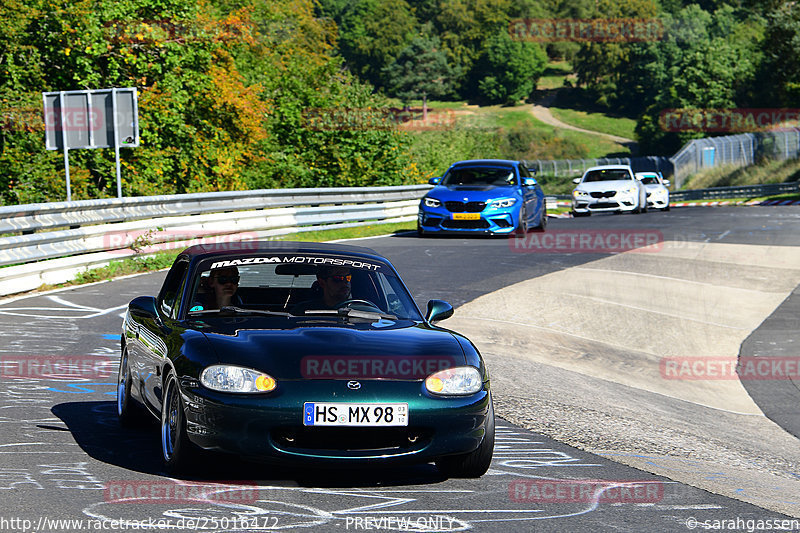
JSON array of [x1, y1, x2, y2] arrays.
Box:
[[0, 186, 430, 235], [669, 181, 800, 201], [547, 182, 800, 205], [0, 185, 431, 297]]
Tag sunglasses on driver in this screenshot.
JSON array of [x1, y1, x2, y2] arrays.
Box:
[[213, 275, 240, 284]]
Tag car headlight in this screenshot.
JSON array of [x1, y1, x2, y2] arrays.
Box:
[[423, 197, 441, 208], [490, 198, 516, 209], [425, 366, 482, 395], [200, 365, 277, 393], [572, 190, 589, 198], [623, 187, 638, 195]]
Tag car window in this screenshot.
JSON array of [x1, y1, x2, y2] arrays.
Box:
[[638, 175, 661, 184], [159, 259, 189, 317], [582, 169, 632, 182], [442, 167, 517, 186], [188, 254, 423, 320]]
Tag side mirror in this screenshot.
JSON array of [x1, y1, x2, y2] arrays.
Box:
[[129, 296, 159, 321], [428, 177, 442, 185], [572, 177, 581, 184], [663, 179, 671, 187], [426, 299, 454, 323], [523, 177, 538, 187]]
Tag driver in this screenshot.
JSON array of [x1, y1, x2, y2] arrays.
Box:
[[291, 266, 352, 314]]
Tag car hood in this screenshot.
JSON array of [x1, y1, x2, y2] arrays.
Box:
[[575, 180, 638, 192], [643, 183, 666, 190], [198, 319, 467, 380], [429, 185, 518, 201]]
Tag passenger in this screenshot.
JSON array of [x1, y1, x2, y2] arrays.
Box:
[[196, 266, 241, 309], [291, 266, 352, 314]]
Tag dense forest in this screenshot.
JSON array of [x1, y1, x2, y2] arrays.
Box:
[[0, 0, 794, 204]]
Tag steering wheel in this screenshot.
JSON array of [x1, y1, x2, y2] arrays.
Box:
[[336, 298, 382, 311]]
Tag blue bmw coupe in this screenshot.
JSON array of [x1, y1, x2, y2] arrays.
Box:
[[417, 159, 546, 236]]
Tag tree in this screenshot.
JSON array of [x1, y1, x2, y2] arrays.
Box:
[[383, 34, 456, 118], [326, 0, 417, 89], [470, 30, 547, 105], [757, 2, 800, 107]]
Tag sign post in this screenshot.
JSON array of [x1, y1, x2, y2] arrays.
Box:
[[43, 88, 139, 200]]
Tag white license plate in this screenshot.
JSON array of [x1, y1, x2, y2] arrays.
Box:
[[303, 402, 408, 427]]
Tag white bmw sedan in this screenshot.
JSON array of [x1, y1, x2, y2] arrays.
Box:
[[571, 165, 647, 216], [635, 171, 671, 211]]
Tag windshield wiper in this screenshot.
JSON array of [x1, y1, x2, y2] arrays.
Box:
[[296, 307, 397, 321], [188, 306, 290, 318]]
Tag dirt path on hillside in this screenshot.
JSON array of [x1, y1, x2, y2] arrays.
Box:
[[531, 91, 639, 153]]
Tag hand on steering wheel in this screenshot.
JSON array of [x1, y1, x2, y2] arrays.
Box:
[[336, 298, 381, 311]]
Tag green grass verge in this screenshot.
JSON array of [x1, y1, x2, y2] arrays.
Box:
[[38, 221, 417, 292], [537, 61, 573, 90], [681, 158, 800, 190], [674, 193, 800, 205], [548, 107, 637, 140]]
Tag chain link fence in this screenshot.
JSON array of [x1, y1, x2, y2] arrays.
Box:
[[670, 129, 800, 189], [523, 156, 672, 178]]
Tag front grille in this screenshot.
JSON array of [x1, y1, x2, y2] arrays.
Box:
[[589, 202, 620, 209], [441, 219, 490, 229], [590, 191, 617, 199], [444, 201, 486, 213], [272, 427, 432, 452]]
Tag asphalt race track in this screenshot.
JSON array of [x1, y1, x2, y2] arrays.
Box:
[[0, 206, 799, 532]]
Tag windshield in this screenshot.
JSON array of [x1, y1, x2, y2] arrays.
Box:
[[187, 254, 423, 321], [638, 174, 661, 184], [441, 166, 517, 186], [582, 169, 633, 182]]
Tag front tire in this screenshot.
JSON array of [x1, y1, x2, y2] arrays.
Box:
[[436, 397, 495, 478], [161, 372, 196, 475], [117, 347, 144, 427], [532, 206, 547, 232]]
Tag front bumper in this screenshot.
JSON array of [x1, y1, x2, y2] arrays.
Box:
[[646, 194, 669, 208], [180, 378, 491, 466], [572, 194, 638, 213], [418, 207, 518, 235]]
